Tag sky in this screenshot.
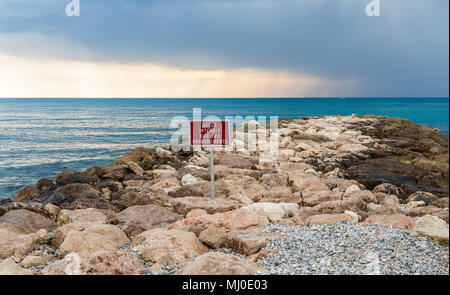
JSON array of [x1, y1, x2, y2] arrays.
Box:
[[0, 0, 448, 98]]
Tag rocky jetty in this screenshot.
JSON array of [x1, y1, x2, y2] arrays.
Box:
[[0, 115, 448, 275]]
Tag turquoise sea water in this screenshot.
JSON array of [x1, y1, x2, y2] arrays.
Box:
[[0, 98, 448, 198]]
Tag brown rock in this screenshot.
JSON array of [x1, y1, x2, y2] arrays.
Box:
[[305, 213, 355, 226], [116, 204, 183, 238], [113, 147, 153, 170], [372, 183, 404, 196], [40, 250, 147, 275], [83, 224, 130, 247], [58, 231, 119, 258], [347, 190, 377, 203], [167, 208, 269, 232], [432, 197, 449, 208], [178, 252, 266, 275], [55, 183, 102, 200], [0, 209, 57, 232], [406, 206, 449, 223], [131, 228, 208, 265], [214, 165, 261, 180], [13, 186, 40, 202], [0, 229, 48, 261], [265, 187, 293, 199], [0, 258, 34, 275], [36, 178, 54, 191], [362, 214, 416, 229], [103, 165, 129, 179], [291, 176, 330, 193], [127, 161, 144, 176], [199, 226, 227, 248], [406, 191, 439, 206], [224, 230, 268, 255], [172, 197, 239, 215], [259, 173, 289, 187], [186, 209, 208, 218], [313, 196, 367, 214], [301, 191, 342, 207], [21, 255, 46, 268], [215, 175, 267, 202], [214, 153, 258, 169], [57, 209, 107, 225]]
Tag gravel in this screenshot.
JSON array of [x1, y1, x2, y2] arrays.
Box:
[[257, 221, 449, 275]]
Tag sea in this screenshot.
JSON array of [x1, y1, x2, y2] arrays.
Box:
[[0, 98, 448, 198]]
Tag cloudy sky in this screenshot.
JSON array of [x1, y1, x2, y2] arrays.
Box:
[[0, 0, 448, 98]]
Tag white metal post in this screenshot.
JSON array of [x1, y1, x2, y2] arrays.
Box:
[[210, 148, 215, 199]]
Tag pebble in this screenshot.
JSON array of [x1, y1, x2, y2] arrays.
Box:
[[257, 222, 449, 275]]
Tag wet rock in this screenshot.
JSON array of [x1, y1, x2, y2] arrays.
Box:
[[406, 191, 439, 206], [103, 165, 129, 180], [13, 186, 40, 202], [55, 183, 102, 202]]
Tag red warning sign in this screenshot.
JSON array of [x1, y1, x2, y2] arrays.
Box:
[[190, 121, 231, 147]]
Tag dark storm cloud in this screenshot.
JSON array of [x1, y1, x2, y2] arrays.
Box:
[[0, 0, 448, 96]]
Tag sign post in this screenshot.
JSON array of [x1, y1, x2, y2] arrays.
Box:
[[190, 120, 231, 199]]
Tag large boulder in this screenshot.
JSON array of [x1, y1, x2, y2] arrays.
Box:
[[167, 209, 269, 233], [242, 203, 297, 222], [291, 176, 330, 193], [103, 165, 129, 180], [406, 206, 449, 223], [301, 191, 342, 207], [412, 215, 449, 246], [214, 153, 258, 169], [224, 229, 268, 255], [0, 228, 48, 261], [57, 209, 107, 225], [13, 186, 40, 202], [406, 191, 439, 206], [131, 229, 208, 266], [0, 258, 34, 275], [0, 209, 57, 232], [127, 161, 144, 176], [172, 197, 239, 215], [214, 175, 267, 202], [305, 213, 355, 226], [178, 252, 266, 275], [113, 147, 153, 170], [214, 165, 261, 180], [313, 196, 367, 214], [40, 251, 146, 275], [362, 214, 416, 229], [55, 183, 102, 201], [58, 231, 119, 258], [116, 204, 183, 238]]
